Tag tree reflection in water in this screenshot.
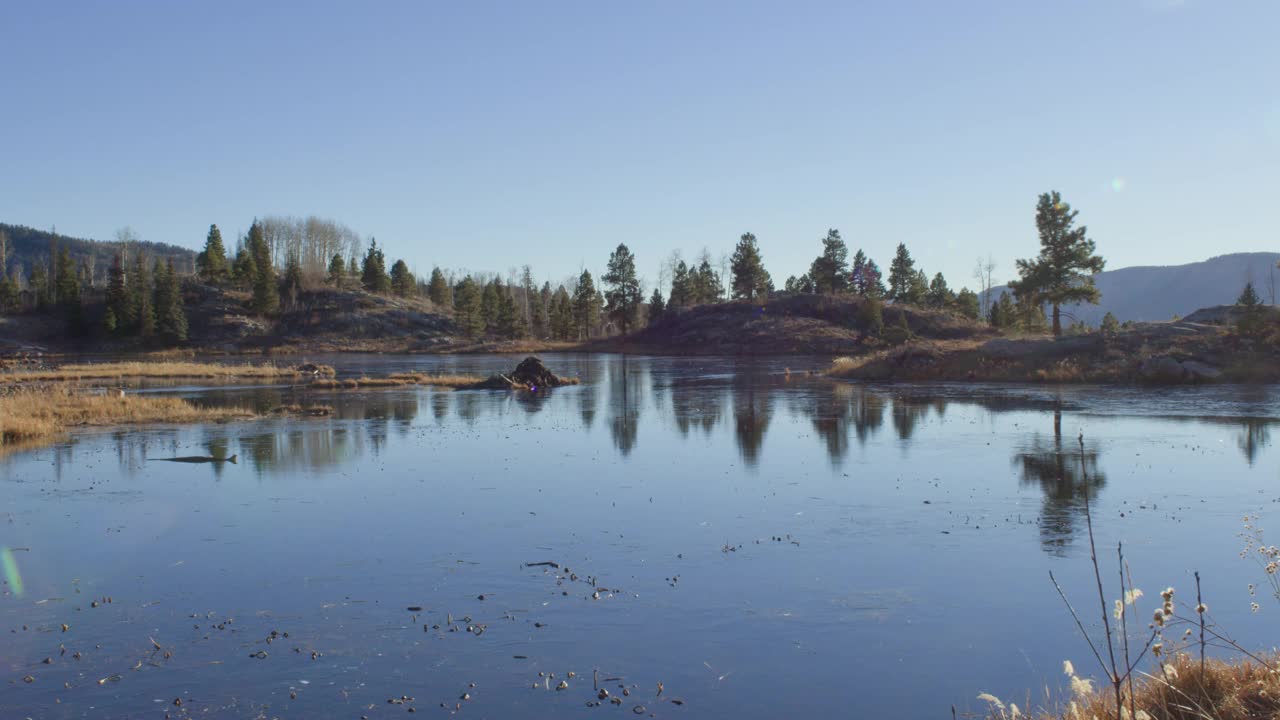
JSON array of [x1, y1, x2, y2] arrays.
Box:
[[1013, 410, 1107, 556]]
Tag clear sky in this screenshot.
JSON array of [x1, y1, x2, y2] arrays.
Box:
[[2, 1, 1276, 292]]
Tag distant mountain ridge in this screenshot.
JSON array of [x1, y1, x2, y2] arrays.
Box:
[[0, 222, 196, 284], [988, 252, 1280, 325]]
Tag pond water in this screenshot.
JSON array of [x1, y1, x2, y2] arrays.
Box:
[[3, 354, 1278, 719]]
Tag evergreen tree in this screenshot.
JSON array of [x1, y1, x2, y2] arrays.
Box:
[[390, 259, 415, 297], [669, 261, 692, 309], [361, 239, 391, 293], [1100, 311, 1121, 336], [1009, 191, 1106, 336], [532, 281, 552, 337], [955, 288, 980, 319], [603, 243, 642, 332], [926, 272, 953, 308], [850, 250, 869, 295], [347, 256, 359, 278], [154, 259, 188, 343], [887, 243, 917, 301], [480, 278, 501, 329], [573, 270, 598, 340], [453, 276, 485, 337], [1236, 281, 1265, 337], [0, 270, 18, 313], [427, 267, 451, 306], [863, 260, 886, 298], [54, 248, 82, 331], [808, 229, 849, 294], [551, 286, 574, 340], [648, 287, 666, 322], [196, 224, 229, 282], [284, 254, 304, 294], [694, 258, 723, 303], [991, 291, 1016, 329], [328, 254, 346, 286], [132, 255, 156, 338], [904, 269, 928, 305], [247, 222, 279, 315], [105, 254, 130, 335], [232, 245, 257, 290], [29, 265, 50, 311], [495, 286, 521, 338], [730, 232, 771, 300]]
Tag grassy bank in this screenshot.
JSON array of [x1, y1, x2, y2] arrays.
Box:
[[982, 653, 1280, 720], [0, 360, 335, 384], [307, 372, 485, 389], [0, 386, 253, 454]]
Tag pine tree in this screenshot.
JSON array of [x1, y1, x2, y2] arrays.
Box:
[[427, 267, 451, 306], [863, 260, 886, 298], [154, 259, 188, 343], [29, 265, 49, 311], [694, 258, 723, 304], [197, 224, 229, 282], [887, 243, 917, 301], [904, 269, 928, 305], [1236, 281, 1265, 337], [603, 243, 642, 333], [808, 229, 849, 294], [955, 288, 980, 319], [669, 261, 692, 309], [730, 232, 772, 301], [232, 244, 256, 290], [926, 272, 952, 308], [390, 259, 415, 297], [361, 239, 391, 293], [132, 255, 156, 338], [247, 222, 279, 315], [328, 254, 346, 287], [850, 250, 869, 296], [1009, 191, 1106, 336], [551, 286, 574, 340], [573, 270, 598, 340], [991, 291, 1016, 329], [54, 248, 82, 331], [481, 278, 501, 329], [105, 254, 130, 335], [495, 286, 521, 338], [648, 287, 665, 322], [1100, 311, 1121, 336], [858, 296, 884, 336], [532, 281, 552, 338], [453, 276, 485, 337]]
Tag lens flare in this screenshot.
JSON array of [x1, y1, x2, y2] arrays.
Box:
[[1, 547, 23, 597], [1110, 177, 1127, 192]]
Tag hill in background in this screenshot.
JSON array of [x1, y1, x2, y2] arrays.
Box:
[[989, 252, 1280, 325], [0, 223, 196, 284]]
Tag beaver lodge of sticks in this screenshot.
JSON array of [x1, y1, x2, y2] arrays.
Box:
[[471, 356, 579, 390]]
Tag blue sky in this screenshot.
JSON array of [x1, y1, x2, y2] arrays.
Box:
[[2, 1, 1276, 291]]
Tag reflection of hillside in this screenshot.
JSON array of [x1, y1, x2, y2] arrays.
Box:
[[1013, 417, 1107, 556]]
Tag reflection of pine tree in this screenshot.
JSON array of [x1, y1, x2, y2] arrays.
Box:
[[1013, 417, 1107, 555]]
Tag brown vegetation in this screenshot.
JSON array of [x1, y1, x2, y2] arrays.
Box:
[[982, 653, 1280, 720], [0, 360, 335, 384], [306, 373, 485, 390], [828, 319, 1280, 384], [0, 385, 252, 454]]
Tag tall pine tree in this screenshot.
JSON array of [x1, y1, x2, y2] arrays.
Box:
[[197, 224, 229, 282], [603, 243, 642, 333], [730, 232, 771, 301], [1009, 191, 1105, 336]]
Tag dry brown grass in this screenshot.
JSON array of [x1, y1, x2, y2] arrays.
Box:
[[985, 653, 1280, 720], [0, 386, 253, 454], [306, 373, 490, 389], [0, 361, 335, 383]]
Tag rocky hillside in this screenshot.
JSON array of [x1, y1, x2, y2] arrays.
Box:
[[594, 294, 992, 355], [0, 222, 196, 283]]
